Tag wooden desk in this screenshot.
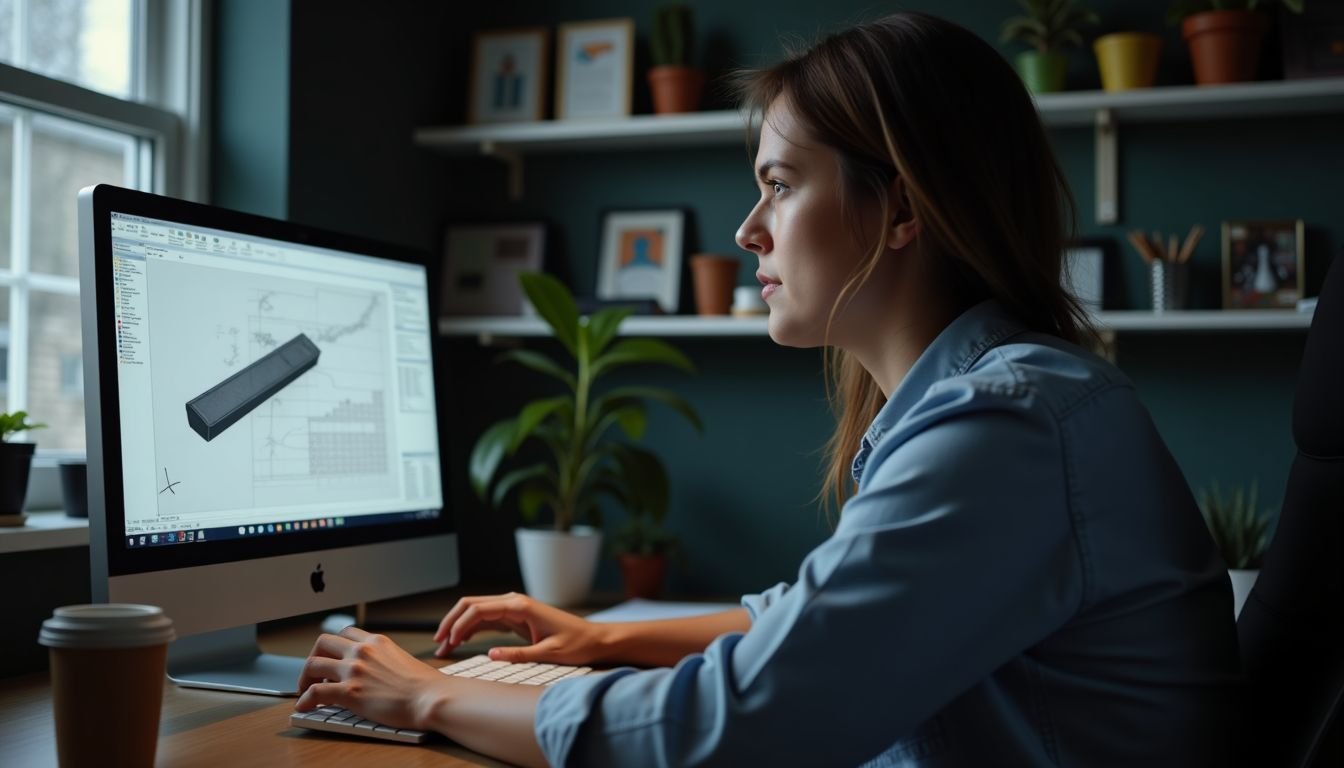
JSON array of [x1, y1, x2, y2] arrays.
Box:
[[1, 590, 522, 767]]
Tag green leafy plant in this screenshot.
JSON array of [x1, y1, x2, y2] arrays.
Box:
[[469, 272, 702, 533], [0, 411, 46, 442], [651, 3, 694, 67], [1167, 0, 1303, 25], [1197, 481, 1276, 569], [1000, 0, 1100, 53]]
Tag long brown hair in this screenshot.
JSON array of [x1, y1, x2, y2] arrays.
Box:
[[734, 12, 1094, 515]]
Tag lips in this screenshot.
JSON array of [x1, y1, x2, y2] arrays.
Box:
[[756, 272, 781, 301]]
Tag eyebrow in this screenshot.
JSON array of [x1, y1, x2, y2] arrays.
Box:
[[756, 159, 798, 180]]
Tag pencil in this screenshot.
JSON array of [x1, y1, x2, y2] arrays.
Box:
[[1127, 230, 1155, 264]]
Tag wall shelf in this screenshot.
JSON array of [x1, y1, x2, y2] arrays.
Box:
[[415, 77, 1344, 205], [440, 309, 1313, 344]]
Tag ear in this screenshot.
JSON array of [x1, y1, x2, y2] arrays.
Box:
[[885, 176, 919, 252]]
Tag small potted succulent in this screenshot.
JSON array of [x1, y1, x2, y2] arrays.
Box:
[[470, 272, 701, 607], [648, 3, 704, 114], [1000, 0, 1100, 93], [1168, 0, 1305, 85], [1198, 480, 1276, 618], [608, 462, 681, 599], [0, 411, 47, 520]]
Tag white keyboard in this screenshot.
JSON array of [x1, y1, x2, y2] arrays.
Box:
[[290, 654, 593, 744]]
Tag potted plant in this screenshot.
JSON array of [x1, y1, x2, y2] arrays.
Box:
[[1000, 0, 1100, 93], [1169, 0, 1305, 85], [608, 463, 681, 599], [648, 3, 704, 114], [470, 272, 701, 607], [0, 411, 47, 520], [1198, 481, 1275, 618]]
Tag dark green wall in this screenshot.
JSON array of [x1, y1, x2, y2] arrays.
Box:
[[224, 1, 1335, 596]]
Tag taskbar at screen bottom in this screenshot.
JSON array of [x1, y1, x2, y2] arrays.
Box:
[[122, 508, 441, 549]]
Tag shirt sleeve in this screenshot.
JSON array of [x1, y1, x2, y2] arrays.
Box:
[[535, 382, 1085, 767], [739, 581, 790, 621]]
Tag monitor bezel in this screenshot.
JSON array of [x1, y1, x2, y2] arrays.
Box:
[[82, 184, 452, 579]]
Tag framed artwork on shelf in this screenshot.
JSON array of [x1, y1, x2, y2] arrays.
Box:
[[441, 223, 546, 315], [597, 209, 685, 314], [555, 18, 634, 120], [1222, 219, 1305, 310], [468, 28, 548, 124], [1064, 237, 1116, 313]]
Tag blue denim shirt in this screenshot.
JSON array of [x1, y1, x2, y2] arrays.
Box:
[[535, 300, 1240, 766]]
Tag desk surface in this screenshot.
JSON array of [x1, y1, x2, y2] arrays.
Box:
[[1, 590, 525, 767]]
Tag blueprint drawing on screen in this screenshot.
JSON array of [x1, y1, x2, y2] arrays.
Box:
[[146, 261, 400, 519]]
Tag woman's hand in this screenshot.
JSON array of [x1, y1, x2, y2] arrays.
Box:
[[295, 626, 448, 731], [434, 591, 608, 665]]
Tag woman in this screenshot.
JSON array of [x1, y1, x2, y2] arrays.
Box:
[[297, 13, 1239, 766]]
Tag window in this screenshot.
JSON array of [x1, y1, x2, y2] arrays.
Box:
[[1, 0, 205, 452]]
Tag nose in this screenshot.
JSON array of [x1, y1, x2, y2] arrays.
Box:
[[735, 201, 771, 255]]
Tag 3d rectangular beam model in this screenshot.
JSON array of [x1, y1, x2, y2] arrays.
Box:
[[186, 333, 321, 442]]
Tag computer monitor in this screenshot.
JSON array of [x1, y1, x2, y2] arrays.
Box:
[[78, 184, 458, 695]]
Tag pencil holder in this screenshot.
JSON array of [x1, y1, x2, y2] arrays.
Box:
[[1150, 261, 1188, 312]]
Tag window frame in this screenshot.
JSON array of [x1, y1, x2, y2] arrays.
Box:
[[0, 0, 210, 459]]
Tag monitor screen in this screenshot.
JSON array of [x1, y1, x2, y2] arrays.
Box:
[[80, 185, 458, 694]]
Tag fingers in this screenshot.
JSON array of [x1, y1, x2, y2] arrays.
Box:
[[435, 592, 521, 642], [295, 681, 347, 712], [307, 631, 357, 662], [487, 642, 550, 663], [447, 598, 532, 647], [296, 655, 344, 696], [339, 625, 374, 643]]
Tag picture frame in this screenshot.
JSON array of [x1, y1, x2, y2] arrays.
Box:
[[1063, 237, 1115, 313], [1222, 219, 1305, 310], [441, 223, 546, 315], [597, 209, 685, 314], [555, 18, 634, 120], [468, 28, 548, 124]]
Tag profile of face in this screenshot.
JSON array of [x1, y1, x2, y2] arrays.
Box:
[[735, 99, 909, 349]]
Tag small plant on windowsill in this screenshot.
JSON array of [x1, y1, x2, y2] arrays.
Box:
[[608, 459, 683, 599], [0, 411, 48, 520], [1197, 480, 1276, 617]]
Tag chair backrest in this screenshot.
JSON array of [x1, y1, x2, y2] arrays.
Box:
[[1237, 255, 1344, 767]]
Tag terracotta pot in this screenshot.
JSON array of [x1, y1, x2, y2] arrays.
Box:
[[618, 553, 668, 600], [1182, 9, 1267, 85], [689, 254, 739, 315], [648, 66, 705, 114], [1014, 51, 1067, 93]]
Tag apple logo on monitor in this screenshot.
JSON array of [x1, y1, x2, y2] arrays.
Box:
[[311, 564, 325, 594]]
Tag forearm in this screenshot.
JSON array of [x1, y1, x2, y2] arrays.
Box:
[[598, 608, 751, 668], [421, 677, 548, 768]]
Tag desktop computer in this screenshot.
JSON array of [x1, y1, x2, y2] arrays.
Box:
[[77, 184, 458, 695]]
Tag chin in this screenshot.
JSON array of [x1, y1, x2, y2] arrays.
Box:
[[766, 311, 825, 349]]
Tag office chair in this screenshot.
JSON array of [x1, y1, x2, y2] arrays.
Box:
[[1236, 255, 1344, 768]]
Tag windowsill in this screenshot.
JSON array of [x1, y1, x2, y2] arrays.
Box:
[[0, 510, 89, 554]]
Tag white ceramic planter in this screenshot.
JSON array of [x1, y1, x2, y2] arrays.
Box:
[[1229, 568, 1259, 619], [515, 526, 603, 608]]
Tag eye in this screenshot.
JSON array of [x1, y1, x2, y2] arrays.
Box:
[[769, 180, 789, 196]]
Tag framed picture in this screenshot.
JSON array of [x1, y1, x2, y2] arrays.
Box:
[[555, 18, 634, 120], [1063, 238, 1114, 313], [469, 28, 548, 124], [597, 209, 685, 314], [441, 223, 546, 315], [1222, 219, 1305, 310]]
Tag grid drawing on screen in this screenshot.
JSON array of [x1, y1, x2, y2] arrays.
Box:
[[109, 212, 442, 539]]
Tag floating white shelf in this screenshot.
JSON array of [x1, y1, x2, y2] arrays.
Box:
[[0, 511, 88, 555], [439, 309, 1312, 343], [415, 78, 1344, 153]]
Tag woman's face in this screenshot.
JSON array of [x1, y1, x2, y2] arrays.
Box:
[[735, 100, 886, 348]]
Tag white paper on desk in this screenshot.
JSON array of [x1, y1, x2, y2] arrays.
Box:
[[585, 598, 740, 623]]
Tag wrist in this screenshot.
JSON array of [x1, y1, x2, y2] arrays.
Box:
[[592, 620, 629, 665], [413, 676, 454, 733]]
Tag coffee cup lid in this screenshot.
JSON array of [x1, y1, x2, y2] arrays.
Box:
[[39, 604, 176, 649]]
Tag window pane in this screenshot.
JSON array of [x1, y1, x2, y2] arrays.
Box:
[[28, 0, 134, 99], [0, 288, 9, 410], [31, 112, 133, 278], [0, 109, 10, 270], [27, 290, 84, 450], [0, 0, 11, 68]]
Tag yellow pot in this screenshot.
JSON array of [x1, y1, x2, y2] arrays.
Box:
[[1093, 33, 1162, 92]]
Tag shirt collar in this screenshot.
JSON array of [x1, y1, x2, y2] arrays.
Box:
[[851, 300, 1026, 483]]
